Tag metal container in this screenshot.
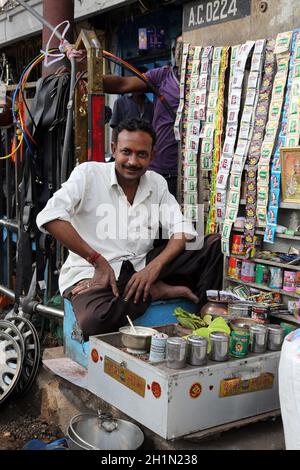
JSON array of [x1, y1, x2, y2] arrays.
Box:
[[230, 330, 249, 358], [187, 335, 207, 366], [249, 324, 268, 353], [230, 317, 259, 332], [119, 326, 157, 353], [200, 300, 228, 317], [228, 302, 253, 318], [166, 337, 187, 369], [67, 413, 144, 450], [267, 325, 285, 351], [209, 332, 229, 362], [251, 303, 270, 324]]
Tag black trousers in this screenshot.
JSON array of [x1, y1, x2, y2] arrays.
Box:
[[64, 234, 223, 341]]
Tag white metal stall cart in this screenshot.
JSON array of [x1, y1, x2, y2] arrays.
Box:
[[87, 325, 280, 440]]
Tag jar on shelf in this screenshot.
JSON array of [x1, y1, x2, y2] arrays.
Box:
[[283, 271, 297, 292]]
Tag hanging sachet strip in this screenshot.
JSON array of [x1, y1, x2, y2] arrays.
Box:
[[243, 39, 276, 249], [264, 29, 300, 243], [221, 40, 265, 255], [174, 43, 189, 142], [206, 46, 229, 234], [181, 46, 197, 210], [199, 46, 223, 172], [178, 43, 192, 207], [285, 31, 300, 148], [183, 46, 202, 222], [256, 31, 292, 229], [216, 41, 254, 228]]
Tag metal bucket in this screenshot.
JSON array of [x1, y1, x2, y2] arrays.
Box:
[[67, 413, 144, 450]]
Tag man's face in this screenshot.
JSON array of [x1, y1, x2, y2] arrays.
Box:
[[112, 130, 154, 182]]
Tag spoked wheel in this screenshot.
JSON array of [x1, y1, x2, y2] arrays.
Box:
[[0, 331, 23, 404], [0, 320, 25, 361], [8, 316, 40, 398]]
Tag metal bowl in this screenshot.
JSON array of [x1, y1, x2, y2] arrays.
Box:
[[119, 326, 157, 352], [230, 317, 259, 332]]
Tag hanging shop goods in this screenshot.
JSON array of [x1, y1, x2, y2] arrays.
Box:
[[221, 39, 266, 255], [257, 32, 292, 235], [14, 73, 71, 308], [206, 47, 229, 234], [216, 40, 255, 239], [243, 39, 276, 249], [264, 30, 300, 243]]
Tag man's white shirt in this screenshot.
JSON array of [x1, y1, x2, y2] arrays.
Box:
[[36, 162, 197, 294]]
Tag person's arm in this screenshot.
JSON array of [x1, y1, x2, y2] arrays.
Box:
[[103, 75, 147, 94], [123, 234, 188, 303], [44, 220, 119, 297], [36, 164, 118, 296]]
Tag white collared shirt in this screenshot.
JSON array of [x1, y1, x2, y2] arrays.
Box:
[[36, 162, 197, 294]]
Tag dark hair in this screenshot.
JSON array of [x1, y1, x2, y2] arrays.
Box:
[[115, 118, 156, 147]]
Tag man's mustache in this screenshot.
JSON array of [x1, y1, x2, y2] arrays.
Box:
[[122, 165, 142, 171]]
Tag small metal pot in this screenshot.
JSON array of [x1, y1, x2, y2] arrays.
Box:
[[209, 332, 229, 362], [166, 337, 187, 369], [119, 326, 157, 353], [187, 335, 207, 366], [267, 325, 285, 351], [249, 324, 268, 353], [67, 413, 144, 450]]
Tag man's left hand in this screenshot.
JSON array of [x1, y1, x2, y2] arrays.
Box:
[[124, 261, 162, 304]]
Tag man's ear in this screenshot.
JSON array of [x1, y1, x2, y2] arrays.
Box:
[[111, 141, 117, 155]]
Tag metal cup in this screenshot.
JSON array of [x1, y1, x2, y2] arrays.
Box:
[[249, 324, 268, 353], [209, 332, 229, 362], [166, 337, 187, 369], [267, 325, 284, 351], [187, 336, 207, 366]]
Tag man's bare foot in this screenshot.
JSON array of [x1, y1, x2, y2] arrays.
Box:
[[150, 281, 199, 303]]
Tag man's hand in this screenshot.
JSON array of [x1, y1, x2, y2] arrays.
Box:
[[124, 260, 162, 304], [71, 255, 119, 297]]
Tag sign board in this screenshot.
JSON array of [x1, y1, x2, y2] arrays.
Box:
[[183, 0, 252, 32]]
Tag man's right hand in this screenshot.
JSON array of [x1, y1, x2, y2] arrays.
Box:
[[71, 255, 119, 297]]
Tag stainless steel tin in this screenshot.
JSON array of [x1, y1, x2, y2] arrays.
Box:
[[209, 332, 229, 362], [187, 335, 207, 366], [166, 337, 187, 369], [267, 325, 285, 351], [249, 324, 268, 353], [228, 302, 253, 318]]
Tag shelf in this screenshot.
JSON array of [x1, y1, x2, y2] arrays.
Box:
[[228, 255, 300, 272], [279, 201, 300, 210], [233, 226, 300, 242], [270, 312, 300, 326], [225, 276, 300, 299]]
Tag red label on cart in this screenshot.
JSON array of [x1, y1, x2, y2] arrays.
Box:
[[219, 372, 274, 398], [104, 356, 146, 397], [189, 383, 202, 399]]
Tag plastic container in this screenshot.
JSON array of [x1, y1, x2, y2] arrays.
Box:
[[241, 261, 255, 282], [251, 303, 270, 324], [283, 271, 297, 292], [269, 267, 283, 289]]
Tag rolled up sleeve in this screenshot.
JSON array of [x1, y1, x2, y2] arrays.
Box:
[[36, 164, 86, 234], [159, 180, 197, 240]]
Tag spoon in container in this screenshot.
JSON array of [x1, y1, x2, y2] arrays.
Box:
[[126, 315, 137, 335]]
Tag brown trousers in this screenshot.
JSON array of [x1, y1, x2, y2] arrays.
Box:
[[64, 234, 223, 341]]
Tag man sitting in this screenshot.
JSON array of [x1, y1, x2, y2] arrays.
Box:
[[36, 118, 222, 341]]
